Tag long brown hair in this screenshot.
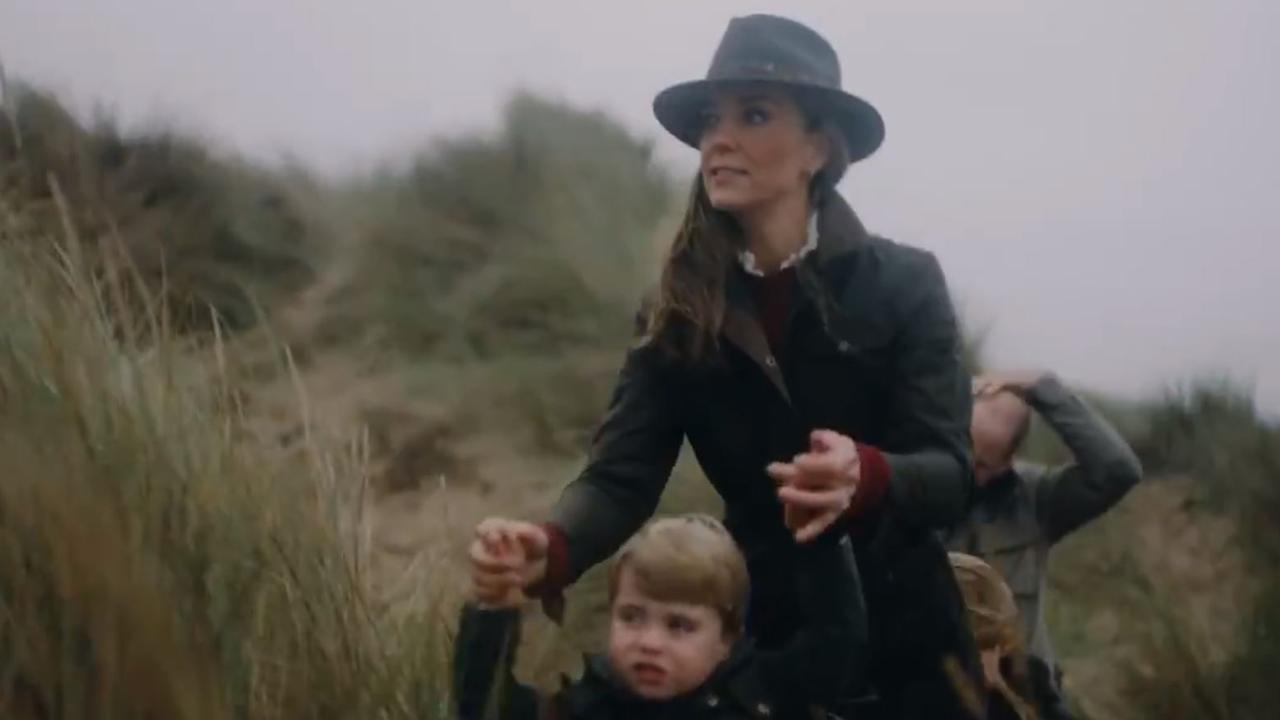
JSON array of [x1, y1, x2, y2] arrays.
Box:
[[643, 91, 852, 364]]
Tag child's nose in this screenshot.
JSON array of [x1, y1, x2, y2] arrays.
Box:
[[635, 624, 666, 651]]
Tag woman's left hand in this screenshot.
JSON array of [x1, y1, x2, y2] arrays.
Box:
[[767, 429, 861, 543]]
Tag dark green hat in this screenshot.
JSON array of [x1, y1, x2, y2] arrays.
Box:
[[653, 14, 885, 163]]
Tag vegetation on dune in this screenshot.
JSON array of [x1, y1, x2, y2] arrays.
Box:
[[2, 79, 1277, 718], [316, 92, 674, 359], [0, 83, 326, 333], [0, 197, 453, 718], [1045, 381, 1280, 720]]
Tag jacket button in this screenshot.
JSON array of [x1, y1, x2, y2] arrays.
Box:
[[756, 701, 772, 716], [705, 694, 720, 707], [837, 340, 852, 353], [764, 356, 777, 368]]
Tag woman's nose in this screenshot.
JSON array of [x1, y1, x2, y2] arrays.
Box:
[[700, 120, 735, 155]]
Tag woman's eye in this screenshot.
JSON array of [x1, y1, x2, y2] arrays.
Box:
[[698, 111, 721, 134], [743, 106, 770, 126], [618, 606, 643, 625]]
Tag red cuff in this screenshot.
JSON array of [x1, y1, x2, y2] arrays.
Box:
[[526, 522, 570, 623], [845, 443, 891, 520]]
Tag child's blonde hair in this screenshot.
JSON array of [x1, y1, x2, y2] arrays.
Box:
[[607, 514, 749, 637], [948, 552, 1039, 720], [948, 552, 1021, 651]]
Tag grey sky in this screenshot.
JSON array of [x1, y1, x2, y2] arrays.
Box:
[[4, 0, 1277, 411]]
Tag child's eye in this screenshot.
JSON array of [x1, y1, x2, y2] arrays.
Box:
[[667, 616, 697, 634], [617, 606, 644, 625]]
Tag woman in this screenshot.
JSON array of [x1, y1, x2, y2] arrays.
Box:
[[471, 14, 981, 719]]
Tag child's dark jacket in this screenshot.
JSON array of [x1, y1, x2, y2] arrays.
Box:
[[454, 536, 867, 720]]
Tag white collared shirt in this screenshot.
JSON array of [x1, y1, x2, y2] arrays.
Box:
[[736, 213, 820, 277]]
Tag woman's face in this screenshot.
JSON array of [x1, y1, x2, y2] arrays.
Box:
[[698, 86, 829, 214]]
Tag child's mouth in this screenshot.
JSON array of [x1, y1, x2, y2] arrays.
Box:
[[631, 661, 667, 684]]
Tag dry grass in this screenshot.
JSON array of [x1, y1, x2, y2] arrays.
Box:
[[1046, 383, 1280, 720], [0, 194, 452, 718], [0, 82, 328, 333], [4, 77, 1278, 718]]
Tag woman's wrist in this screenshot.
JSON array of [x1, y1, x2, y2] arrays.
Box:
[[526, 522, 569, 596], [845, 443, 891, 520]]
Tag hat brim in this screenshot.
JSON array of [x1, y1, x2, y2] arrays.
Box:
[[653, 79, 885, 164]]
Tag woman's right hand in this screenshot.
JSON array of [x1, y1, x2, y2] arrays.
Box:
[[468, 518, 550, 607]]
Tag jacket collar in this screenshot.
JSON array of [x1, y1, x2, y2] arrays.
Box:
[[812, 189, 871, 267], [568, 641, 758, 716], [721, 191, 870, 405], [737, 212, 819, 276], [734, 189, 870, 274]]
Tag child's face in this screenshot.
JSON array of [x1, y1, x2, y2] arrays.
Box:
[[606, 566, 733, 700]]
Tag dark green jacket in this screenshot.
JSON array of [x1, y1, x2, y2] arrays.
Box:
[[944, 374, 1143, 669], [454, 536, 866, 720], [542, 193, 980, 719]]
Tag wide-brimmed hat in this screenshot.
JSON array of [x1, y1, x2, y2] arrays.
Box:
[[653, 14, 885, 163]]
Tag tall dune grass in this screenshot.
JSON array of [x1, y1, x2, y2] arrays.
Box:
[[0, 194, 452, 718], [5, 75, 1278, 719], [1046, 380, 1280, 720]]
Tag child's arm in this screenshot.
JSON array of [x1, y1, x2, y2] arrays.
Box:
[[454, 519, 545, 720], [453, 605, 541, 720], [754, 535, 868, 708]]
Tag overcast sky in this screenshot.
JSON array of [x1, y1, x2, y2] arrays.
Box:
[[3, 0, 1277, 412]]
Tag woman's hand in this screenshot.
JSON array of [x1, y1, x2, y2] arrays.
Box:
[[467, 518, 549, 608], [767, 429, 861, 543]]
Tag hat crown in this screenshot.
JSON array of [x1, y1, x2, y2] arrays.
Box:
[[706, 14, 842, 90], [652, 14, 885, 163]]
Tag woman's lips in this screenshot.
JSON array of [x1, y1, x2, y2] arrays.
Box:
[[706, 167, 747, 184]]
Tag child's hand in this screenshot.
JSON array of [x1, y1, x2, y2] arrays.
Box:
[[468, 518, 546, 608]]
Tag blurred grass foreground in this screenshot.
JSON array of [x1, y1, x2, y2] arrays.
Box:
[[1, 80, 1277, 718]]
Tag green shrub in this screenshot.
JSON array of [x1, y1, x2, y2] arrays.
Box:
[[320, 92, 674, 357], [1, 83, 325, 333]]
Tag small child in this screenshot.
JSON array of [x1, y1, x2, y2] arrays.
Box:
[[454, 514, 867, 719], [949, 552, 1071, 720]]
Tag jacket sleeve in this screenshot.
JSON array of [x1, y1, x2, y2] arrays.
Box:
[[546, 330, 686, 585], [753, 535, 868, 708], [1025, 374, 1143, 544], [878, 251, 974, 529], [453, 605, 541, 720]]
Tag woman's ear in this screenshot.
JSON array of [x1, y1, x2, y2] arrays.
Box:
[[805, 129, 831, 177]]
